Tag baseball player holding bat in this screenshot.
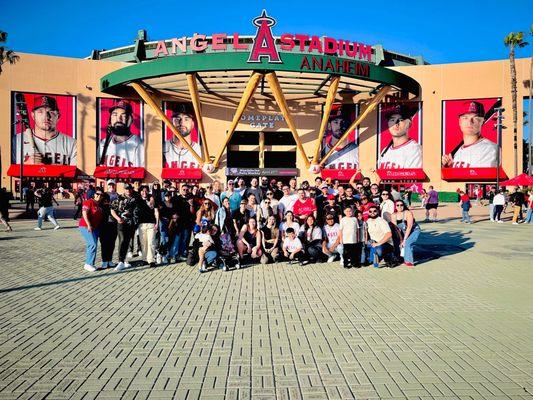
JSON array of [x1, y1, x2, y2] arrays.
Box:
[[378, 104, 422, 169], [15, 95, 77, 165], [442, 100, 499, 168], [99, 100, 144, 168]]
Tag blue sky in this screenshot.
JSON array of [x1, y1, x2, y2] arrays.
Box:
[[1, 0, 531, 64]]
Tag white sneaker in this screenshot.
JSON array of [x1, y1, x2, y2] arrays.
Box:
[[84, 264, 97, 272], [114, 262, 126, 271], [178, 256, 187, 262], [512, 222, 519, 225], [54, 225, 61, 230], [138, 251, 143, 257], [127, 251, 133, 259], [497, 220, 504, 223], [327, 255, 336, 263], [34, 227, 42, 231], [124, 262, 132, 269], [162, 256, 168, 264], [156, 254, 162, 264], [339, 259, 344, 267]]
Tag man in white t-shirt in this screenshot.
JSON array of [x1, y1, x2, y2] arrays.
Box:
[[322, 214, 343, 265], [15, 95, 77, 165], [282, 228, 303, 264], [278, 185, 298, 218], [163, 105, 202, 169], [99, 100, 144, 167], [366, 205, 395, 267], [442, 101, 498, 168], [378, 104, 422, 169]]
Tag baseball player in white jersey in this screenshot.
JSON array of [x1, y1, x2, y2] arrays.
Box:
[[163, 104, 202, 169], [442, 101, 498, 168], [322, 106, 359, 170], [15, 95, 77, 165], [99, 100, 144, 168], [378, 104, 422, 169]]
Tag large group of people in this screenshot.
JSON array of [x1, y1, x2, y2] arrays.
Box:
[[74, 174, 424, 273]]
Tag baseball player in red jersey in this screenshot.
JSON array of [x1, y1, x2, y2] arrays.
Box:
[[321, 106, 358, 170], [378, 104, 422, 169], [99, 100, 144, 168], [442, 101, 498, 168], [163, 104, 202, 169], [15, 96, 77, 165]]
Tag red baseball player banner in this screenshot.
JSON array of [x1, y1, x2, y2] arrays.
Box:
[[376, 101, 425, 181], [96, 98, 144, 169], [441, 97, 506, 180], [161, 101, 203, 180], [11, 92, 77, 167], [320, 103, 359, 180]]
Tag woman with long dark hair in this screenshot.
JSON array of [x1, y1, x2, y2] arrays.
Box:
[[390, 200, 420, 268]]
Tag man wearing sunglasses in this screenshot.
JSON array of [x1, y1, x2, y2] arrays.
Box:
[[366, 205, 395, 268]]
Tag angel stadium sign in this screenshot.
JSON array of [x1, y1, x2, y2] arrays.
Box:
[[152, 10, 374, 75]]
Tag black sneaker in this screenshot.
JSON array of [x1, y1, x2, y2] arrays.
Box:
[[300, 260, 310, 266], [149, 262, 156, 268]]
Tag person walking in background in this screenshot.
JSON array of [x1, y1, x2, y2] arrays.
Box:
[[493, 189, 506, 223], [79, 189, 104, 272], [425, 186, 439, 222], [459, 191, 472, 224], [25, 185, 36, 214], [510, 187, 524, 225], [34, 187, 60, 231], [391, 200, 420, 268], [524, 190, 533, 223], [0, 188, 13, 232]]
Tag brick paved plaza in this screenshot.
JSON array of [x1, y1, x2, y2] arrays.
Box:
[[0, 204, 532, 399]]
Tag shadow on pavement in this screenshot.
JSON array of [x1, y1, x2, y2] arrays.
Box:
[[0, 261, 156, 294], [415, 229, 475, 265]]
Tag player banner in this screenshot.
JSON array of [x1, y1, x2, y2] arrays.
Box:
[[377, 102, 425, 181], [320, 103, 359, 180], [11, 92, 77, 166], [441, 98, 503, 180], [97, 98, 144, 168], [162, 102, 202, 178]]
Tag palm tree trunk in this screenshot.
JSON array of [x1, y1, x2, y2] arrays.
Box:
[[510, 46, 518, 175]]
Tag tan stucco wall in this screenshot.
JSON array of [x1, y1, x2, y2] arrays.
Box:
[[0, 53, 529, 192]]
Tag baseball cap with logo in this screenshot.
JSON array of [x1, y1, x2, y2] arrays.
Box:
[[386, 103, 417, 120], [33, 95, 59, 112], [327, 194, 336, 200], [171, 103, 193, 119], [458, 101, 485, 117], [109, 99, 133, 115]]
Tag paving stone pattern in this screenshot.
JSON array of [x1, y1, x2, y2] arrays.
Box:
[[0, 212, 532, 399]]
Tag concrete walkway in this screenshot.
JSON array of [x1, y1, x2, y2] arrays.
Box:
[[0, 207, 532, 399]]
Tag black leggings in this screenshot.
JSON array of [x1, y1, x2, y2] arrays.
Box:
[[118, 224, 136, 262], [99, 223, 117, 262], [343, 243, 363, 268]]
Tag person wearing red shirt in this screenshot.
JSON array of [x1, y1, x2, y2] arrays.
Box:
[[459, 191, 472, 224], [360, 195, 376, 221], [292, 189, 317, 224], [79, 190, 104, 272]]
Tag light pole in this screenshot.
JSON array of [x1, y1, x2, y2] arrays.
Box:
[[495, 107, 505, 190]]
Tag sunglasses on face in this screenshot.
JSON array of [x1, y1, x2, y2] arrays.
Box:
[[381, 193, 389, 196], [267, 192, 273, 195], [396, 203, 405, 207], [369, 210, 378, 214], [204, 202, 211, 206], [94, 193, 103, 197]]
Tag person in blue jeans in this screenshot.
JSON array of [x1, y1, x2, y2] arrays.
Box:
[[79, 190, 104, 272], [459, 191, 472, 224], [391, 200, 421, 268]]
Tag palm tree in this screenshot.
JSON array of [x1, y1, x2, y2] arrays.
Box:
[[504, 31, 528, 175], [0, 30, 20, 75]]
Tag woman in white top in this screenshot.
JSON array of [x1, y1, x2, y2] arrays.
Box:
[[298, 215, 324, 265], [204, 183, 221, 208], [279, 211, 300, 240], [379, 191, 395, 222]]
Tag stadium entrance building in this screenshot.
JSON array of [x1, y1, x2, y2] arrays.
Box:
[[0, 11, 529, 197]]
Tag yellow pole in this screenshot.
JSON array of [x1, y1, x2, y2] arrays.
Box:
[[186, 73, 210, 162], [312, 75, 340, 164], [131, 81, 204, 165], [213, 72, 263, 168], [265, 72, 310, 169], [319, 86, 391, 167]]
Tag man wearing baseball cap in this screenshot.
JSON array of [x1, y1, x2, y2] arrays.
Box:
[[378, 103, 422, 169], [99, 99, 144, 168], [321, 105, 359, 170], [16, 94, 77, 165], [163, 103, 202, 170], [442, 101, 498, 168]]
